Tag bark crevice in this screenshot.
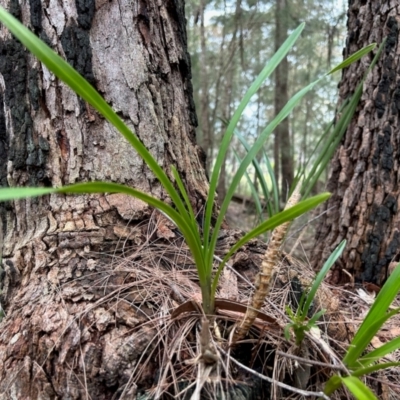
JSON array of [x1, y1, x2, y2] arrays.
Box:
[[312, 1, 400, 285]]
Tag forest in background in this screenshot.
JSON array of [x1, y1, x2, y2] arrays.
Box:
[[186, 0, 346, 204]]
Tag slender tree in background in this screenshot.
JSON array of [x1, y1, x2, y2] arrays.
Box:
[[312, 1, 400, 285], [199, 0, 213, 174], [0, 0, 209, 396], [217, 0, 243, 202], [274, 0, 293, 199]]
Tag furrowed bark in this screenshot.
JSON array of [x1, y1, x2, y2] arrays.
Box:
[[312, 1, 400, 284], [0, 0, 209, 397]]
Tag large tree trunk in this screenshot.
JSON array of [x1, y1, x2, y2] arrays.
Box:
[[0, 0, 209, 397], [312, 1, 400, 285]]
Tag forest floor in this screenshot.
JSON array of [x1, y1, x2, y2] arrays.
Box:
[[226, 198, 316, 259], [79, 204, 400, 399]]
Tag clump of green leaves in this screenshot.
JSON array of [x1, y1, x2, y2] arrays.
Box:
[[324, 262, 400, 399], [1, 7, 398, 399], [0, 7, 375, 318], [283, 242, 400, 399], [0, 10, 331, 315], [284, 240, 346, 346]]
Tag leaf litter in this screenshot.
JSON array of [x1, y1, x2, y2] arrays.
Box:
[[38, 209, 400, 399]]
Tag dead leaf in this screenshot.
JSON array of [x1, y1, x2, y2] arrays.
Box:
[[218, 268, 238, 300], [357, 288, 376, 305], [370, 336, 384, 349], [170, 298, 279, 328]]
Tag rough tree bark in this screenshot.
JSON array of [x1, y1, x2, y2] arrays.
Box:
[[312, 1, 400, 285], [0, 0, 209, 397]]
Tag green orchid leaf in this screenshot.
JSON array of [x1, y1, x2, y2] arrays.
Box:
[[352, 362, 400, 377], [211, 193, 330, 296], [328, 43, 376, 74], [302, 40, 385, 198], [307, 309, 326, 326], [203, 23, 305, 255], [0, 187, 56, 200], [208, 77, 322, 272], [233, 127, 276, 217], [300, 240, 346, 321], [358, 335, 400, 367], [344, 263, 400, 368], [324, 375, 343, 396], [340, 376, 377, 400]]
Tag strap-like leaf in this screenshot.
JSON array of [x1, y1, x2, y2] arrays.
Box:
[[340, 376, 377, 400], [359, 336, 400, 367], [203, 23, 305, 256], [211, 193, 330, 297], [300, 240, 346, 320], [344, 263, 400, 367], [328, 43, 376, 74]]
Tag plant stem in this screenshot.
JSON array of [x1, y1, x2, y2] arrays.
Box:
[[200, 278, 213, 315]]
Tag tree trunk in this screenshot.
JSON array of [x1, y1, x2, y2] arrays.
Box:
[[312, 1, 400, 285], [199, 0, 212, 175], [0, 0, 209, 397], [274, 0, 292, 202], [216, 0, 241, 204]]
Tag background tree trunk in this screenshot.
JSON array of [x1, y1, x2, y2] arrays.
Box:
[[312, 1, 400, 285], [274, 0, 292, 202], [0, 0, 209, 397], [199, 0, 212, 175], [216, 0, 241, 203]]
